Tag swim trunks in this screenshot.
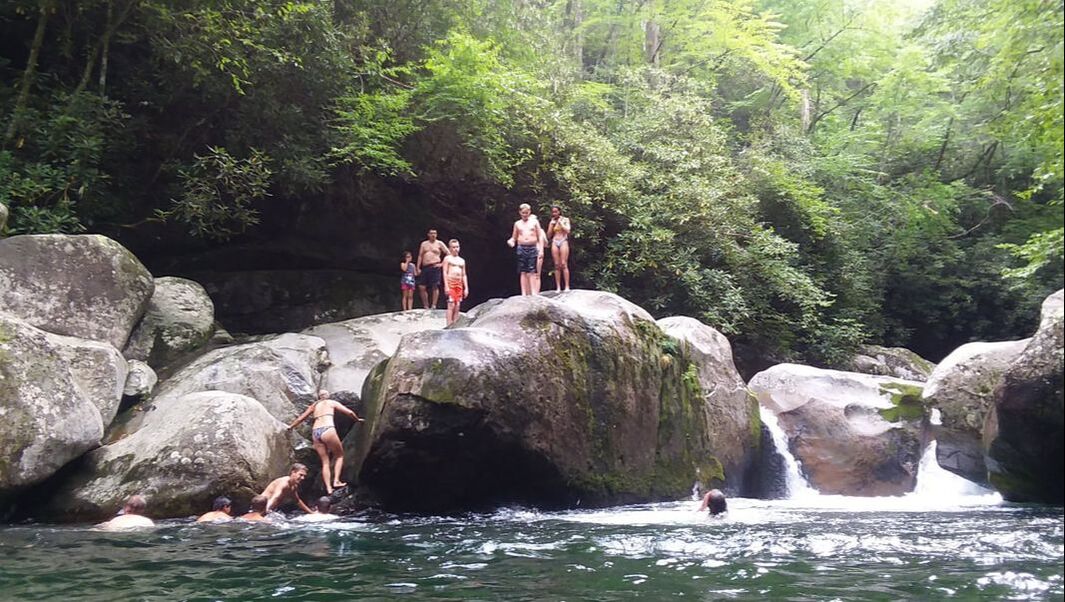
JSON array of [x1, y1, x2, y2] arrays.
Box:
[[516, 244, 538, 273], [447, 282, 464, 305], [419, 265, 442, 287], [312, 426, 335, 442]]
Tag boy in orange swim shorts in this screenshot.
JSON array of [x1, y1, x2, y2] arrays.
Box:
[[442, 239, 468, 326]]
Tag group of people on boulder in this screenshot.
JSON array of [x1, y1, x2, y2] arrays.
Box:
[[402, 203, 573, 325]]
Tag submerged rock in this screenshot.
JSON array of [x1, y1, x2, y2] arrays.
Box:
[[357, 291, 758, 512], [848, 345, 936, 382], [123, 277, 215, 369], [985, 289, 1064, 503], [0, 314, 104, 493], [749, 364, 927, 496], [922, 339, 1028, 484], [43, 391, 293, 521], [0, 234, 153, 349]]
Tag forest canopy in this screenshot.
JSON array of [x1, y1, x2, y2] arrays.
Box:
[[1, 0, 1062, 365]]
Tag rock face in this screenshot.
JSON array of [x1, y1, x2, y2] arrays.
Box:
[[148, 333, 327, 424], [122, 277, 215, 368], [849, 345, 936, 381], [922, 339, 1029, 484], [303, 310, 446, 404], [0, 202, 8, 233], [357, 291, 757, 512], [0, 314, 104, 493], [656, 316, 759, 491], [985, 289, 1065, 503], [123, 360, 158, 398], [189, 269, 397, 335], [43, 332, 128, 427], [44, 391, 293, 521], [749, 364, 927, 496], [0, 234, 154, 349]]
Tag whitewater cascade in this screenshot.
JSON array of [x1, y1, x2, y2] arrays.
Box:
[[758, 406, 818, 498], [910, 409, 998, 500]]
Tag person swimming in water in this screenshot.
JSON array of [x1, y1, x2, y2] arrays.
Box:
[[698, 489, 728, 517], [288, 390, 365, 494]]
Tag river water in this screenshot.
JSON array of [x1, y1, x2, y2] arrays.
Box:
[[1, 430, 1062, 600]]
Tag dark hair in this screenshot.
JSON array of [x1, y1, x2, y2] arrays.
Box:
[[317, 497, 332, 512], [706, 489, 727, 515], [551, 204, 562, 212], [402, 250, 412, 259], [249, 495, 268, 513], [212, 496, 232, 511]]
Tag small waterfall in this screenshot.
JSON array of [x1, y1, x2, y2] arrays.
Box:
[[911, 410, 997, 500], [759, 406, 818, 498]]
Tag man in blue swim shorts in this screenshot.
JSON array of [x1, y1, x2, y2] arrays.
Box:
[[507, 203, 546, 295]]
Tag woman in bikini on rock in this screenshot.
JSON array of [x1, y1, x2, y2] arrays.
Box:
[[546, 204, 572, 292], [289, 390, 365, 494]]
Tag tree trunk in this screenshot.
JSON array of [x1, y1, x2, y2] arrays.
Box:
[[644, 19, 661, 66], [566, 0, 584, 73], [4, 0, 54, 146]]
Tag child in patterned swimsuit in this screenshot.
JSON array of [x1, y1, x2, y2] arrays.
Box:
[[288, 390, 365, 494], [400, 251, 416, 311]]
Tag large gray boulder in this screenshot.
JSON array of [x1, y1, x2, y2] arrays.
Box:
[[750, 364, 927, 496], [303, 310, 446, 404], [43, 331, 128, 428], [985, 289, 1064, 503], [849, 345, 936, 381], [922, 339, 1029, 484], [656, 316, 759, 491], [0, 234, 154, 348], [0, 314, 104, 493], [148, 333, 327, 424], [356, 291, 758, 512], [43, 391, 294, 521], [123, 277, 215, 368]]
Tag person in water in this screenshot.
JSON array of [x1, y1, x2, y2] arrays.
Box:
[[196, 496, 233, 523], [295, 496, 341, 522], [99, 494, 155, 529], [288, 391, 365, 494], [240, 495, 271, 522], [400, 251, 417, 311], [442, 239, 468, 326], [698, 489, 728, 517], [261, 463, 313, 513], [546, 204, 572, 292], [508, 203, 546, 296]]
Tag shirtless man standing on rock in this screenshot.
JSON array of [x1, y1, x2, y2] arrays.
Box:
[[417, 228, 450, 309], [508, 203, 546, 295]]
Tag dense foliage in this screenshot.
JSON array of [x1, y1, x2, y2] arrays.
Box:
[[1, 0, 1061, 363]]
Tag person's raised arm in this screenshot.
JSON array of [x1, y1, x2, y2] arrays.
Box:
[[334, 400, 365, 423], [288, 403, 315, 430], [698, 492, 710, 512]]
